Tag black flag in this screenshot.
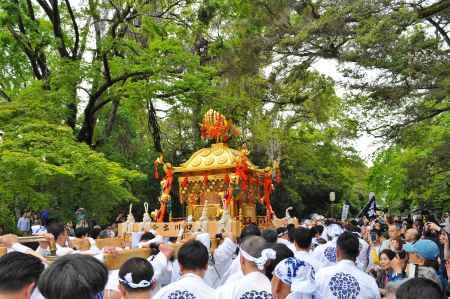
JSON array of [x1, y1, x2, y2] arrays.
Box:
[[358, 192, 377, 220]]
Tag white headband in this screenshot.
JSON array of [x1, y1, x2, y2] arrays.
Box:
[[119, 273, 153, 289], [240, 248, 276, 270]]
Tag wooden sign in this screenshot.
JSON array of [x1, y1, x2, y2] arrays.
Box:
[[119, 220, 242, 238], [118, 221, 186, 237], [103, 248, 151, 270]]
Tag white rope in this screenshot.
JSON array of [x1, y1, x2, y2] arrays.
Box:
[[239, 247, 276, 270], [119, 273, 153, 289]]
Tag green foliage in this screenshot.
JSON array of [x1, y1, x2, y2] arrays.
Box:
[[369, 114, 450, 212], [1, 0, 448, 230], [0, 86, 145, 228]]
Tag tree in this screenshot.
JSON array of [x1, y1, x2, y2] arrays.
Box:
[[369, 113, 449, 212], [0, 82, 145, 227], [217, 0, 450, 139], [6, 0, 446, 229]]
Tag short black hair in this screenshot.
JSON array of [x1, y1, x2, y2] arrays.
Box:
[[345, 224, 361, 234], [396, 278, 444, 299], [74, 227, 89, 238], [240, 224, 261, 241], [264, 243, 294, 280], [97, 230, 110, 239], [0, 252, 44, 292], [293, 227, 312, 249], [262, 229, 278, 243], [47, 223, 66, 240], [287, 224, 296, 242], [336, 231, 359, 260], [38, 254, 108, 299], [119, 257, 154, 293], [140, 232, 155, 242], [276, 227, 287, 236], [380, 249, 396, 260], [177, 240, 209, 271], [89, 227, 102, 239], [311, 225, 324, 236]]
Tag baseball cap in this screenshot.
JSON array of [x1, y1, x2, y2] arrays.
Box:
[[404, 239, 439, 260]]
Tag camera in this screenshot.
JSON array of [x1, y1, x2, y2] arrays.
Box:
[[370, 230, 377, 242]]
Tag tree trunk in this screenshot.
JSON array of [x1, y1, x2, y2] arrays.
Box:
[[104, 99, 120, 138], [77, 99, 97, 146]]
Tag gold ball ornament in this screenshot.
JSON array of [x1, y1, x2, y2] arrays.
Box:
[[161, 193, 171, 203]]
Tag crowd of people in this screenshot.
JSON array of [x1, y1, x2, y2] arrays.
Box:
[[0, 212, 449, 299]]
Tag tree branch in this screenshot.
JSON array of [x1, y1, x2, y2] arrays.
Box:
[[12, 0, 27, 35], [153, 0, 184, 18], [102, 55, 112, 82], [64, 0, 80, 58], [104, 99, 120, 137], [7, 26, 43, 80], [92, 71, 152, 111], [37, 0, 71, 58], [416, 0, 450, 18], [426, 17, 450, 47], [0, 89, 12, 102], [367, 107, 450, 138], [26, 0, 36, 21], [35, 0, 53, 19]]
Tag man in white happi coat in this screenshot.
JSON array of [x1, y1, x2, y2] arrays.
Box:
[[271, 257, 320, 299], [356, 233, 370, 271], [153, 240, 215, 299], [37, 223, 101, 257], [215, 236, 275, 299], [312, 237, 338, 267], [316, 232, 380, 299], [207, 232, 237, 287], [292, 227, 323, 273], [311, 222, 344, 267], [104, 243, 174, 298], [219, 224, 261, 285]]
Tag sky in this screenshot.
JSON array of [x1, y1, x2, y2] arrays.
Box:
[[311, 59, 381, 165]]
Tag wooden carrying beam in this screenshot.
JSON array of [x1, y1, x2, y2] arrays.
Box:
[[17, 236, 48, 243], [103, 248, 151, 270], [95, 237, 125, 249], [71, 238, 91, 251]]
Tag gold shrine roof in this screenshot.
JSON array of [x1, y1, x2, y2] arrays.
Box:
[[173, 143, 263, 173]]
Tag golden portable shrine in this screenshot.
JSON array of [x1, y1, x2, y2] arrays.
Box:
[[119, 109, 285, 237]]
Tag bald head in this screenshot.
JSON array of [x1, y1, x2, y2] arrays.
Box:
[[405, 228, 419, 243]]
